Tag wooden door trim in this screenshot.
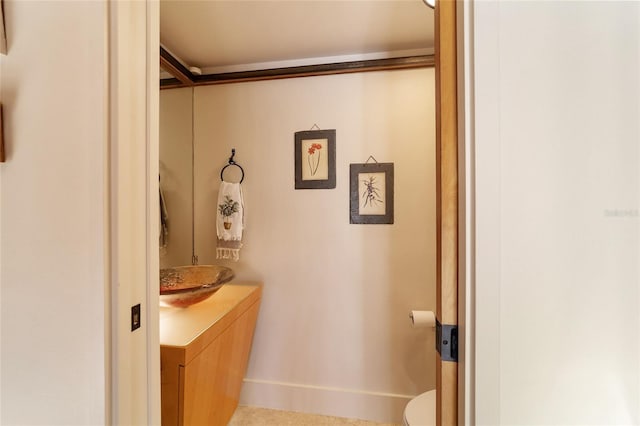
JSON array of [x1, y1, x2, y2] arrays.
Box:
[[435, 0, 459, 424], [160, 46, 434, 89]]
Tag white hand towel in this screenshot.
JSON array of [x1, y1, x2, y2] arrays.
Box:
[[216, 181, 244, 261]]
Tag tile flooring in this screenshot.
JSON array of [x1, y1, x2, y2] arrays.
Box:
[[228, 406, 401, 426]]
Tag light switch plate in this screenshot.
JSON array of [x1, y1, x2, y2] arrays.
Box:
[[131, 304, 141, 331]]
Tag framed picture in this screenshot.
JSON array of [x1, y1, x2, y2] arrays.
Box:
[[350, 162, 394, 224], [0, 104, 4, 162], [294, 129, 336, 189], [0, 0, 6, 55]]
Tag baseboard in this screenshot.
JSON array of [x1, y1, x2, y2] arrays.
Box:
[[239, 378, 416, 424]]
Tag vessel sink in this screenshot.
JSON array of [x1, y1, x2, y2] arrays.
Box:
[[160, 265, 234, 308]]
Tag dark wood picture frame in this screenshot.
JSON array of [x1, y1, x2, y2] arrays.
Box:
[[349, 162, 394, 224], [0, 104, 5, 163], [0, 0, 6, 55], [294, 129, 336, 189]]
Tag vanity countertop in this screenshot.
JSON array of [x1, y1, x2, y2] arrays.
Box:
[[160, 283, 261, 356]]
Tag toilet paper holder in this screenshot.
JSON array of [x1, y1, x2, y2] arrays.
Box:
[[409, 310, 458, 361]]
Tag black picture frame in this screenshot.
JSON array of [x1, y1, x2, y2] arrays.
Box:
[[294, 129, 336, 189], [350, 162, 394, 224], [0, 1, 6, 55]]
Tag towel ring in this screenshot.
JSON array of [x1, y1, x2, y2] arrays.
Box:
[[220, 149, 245, 183]]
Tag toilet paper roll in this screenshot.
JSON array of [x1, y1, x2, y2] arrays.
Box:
[[409, 310, 436, 328]]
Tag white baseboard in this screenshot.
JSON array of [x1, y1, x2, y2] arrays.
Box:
[[239, 378, 417, 424]]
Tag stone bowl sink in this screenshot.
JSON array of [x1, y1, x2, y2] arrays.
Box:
[[160, 265, 234, 308]]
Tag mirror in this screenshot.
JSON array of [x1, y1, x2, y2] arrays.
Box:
[[159, 87, 193, 268]]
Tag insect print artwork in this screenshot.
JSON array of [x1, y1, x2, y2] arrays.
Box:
[[357, 172, 386, 216], [361, 175, 383, 208]]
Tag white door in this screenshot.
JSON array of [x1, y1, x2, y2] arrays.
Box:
[[470, 1, 640, 424]]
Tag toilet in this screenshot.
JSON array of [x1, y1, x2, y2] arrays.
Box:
[[403, 390, 436, 426], [404, 310, 436, 425]]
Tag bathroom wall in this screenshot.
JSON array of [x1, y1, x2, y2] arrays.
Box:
[[471, 1, 640, 424], [1, 2, 159, 423], [0, 2, 108, 423], [159, 67, 436, 422]]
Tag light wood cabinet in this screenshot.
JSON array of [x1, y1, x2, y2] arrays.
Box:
[[160, 283, 261, 426]]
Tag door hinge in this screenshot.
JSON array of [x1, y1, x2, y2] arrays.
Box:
[[436, 319, 458, 362]]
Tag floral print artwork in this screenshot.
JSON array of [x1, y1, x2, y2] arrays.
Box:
[[301, 138, 329, 181], [307, 142, 323, 176]]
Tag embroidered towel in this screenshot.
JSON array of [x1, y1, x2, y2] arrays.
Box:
[[216, 181, 244, 261]]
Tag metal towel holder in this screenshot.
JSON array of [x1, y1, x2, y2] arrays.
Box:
[[220, 149, 245, 183]]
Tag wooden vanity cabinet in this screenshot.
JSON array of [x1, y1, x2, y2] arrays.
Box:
[[160, 284, 261, 426]]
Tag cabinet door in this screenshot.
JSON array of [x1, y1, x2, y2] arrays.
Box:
[[183, 301, 260, 426], [161, 350, 185, 426]]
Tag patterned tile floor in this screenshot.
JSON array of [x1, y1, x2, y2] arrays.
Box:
[[228, 406, 401, 426]]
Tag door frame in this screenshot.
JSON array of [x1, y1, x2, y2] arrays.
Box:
[[116, 0, 464, 423], [435, 0, 462, 424], [108, 1, 160, 424]]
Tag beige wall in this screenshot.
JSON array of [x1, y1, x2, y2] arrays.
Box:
[[160, 68, 436, 422], [0, 2, 108, 424]]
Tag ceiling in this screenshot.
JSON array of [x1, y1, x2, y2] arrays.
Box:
[[160, 0, 434, 74]]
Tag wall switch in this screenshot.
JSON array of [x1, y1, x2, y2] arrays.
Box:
[[131, 304, 141, 331]]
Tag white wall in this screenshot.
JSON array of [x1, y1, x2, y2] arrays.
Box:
[[0, 2, 159, 424], [0, 2, 108, 424], [472, 2, 640, 424], [160, 68, 436, 423]]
